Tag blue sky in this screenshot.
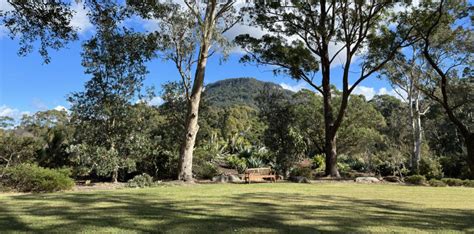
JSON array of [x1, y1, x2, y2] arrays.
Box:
[[0, 1, 397, 120]]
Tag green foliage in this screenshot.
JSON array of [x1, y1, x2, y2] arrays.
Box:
[[441, 178, 465, 187], [428, 179, 447, 187], [339, 155, 367, 172], [312, 154, 325, 171], [205, 78, 292, 108], [126, 173, 154, 188], [419, 157, 443, 179], [336, 162, 351, 174], [193, 162, 219, 180], [67, 3, 157, 181], [462, 180, 474, 188], [226, 155, 247, 174], [0, 130, 42, 174], [1, 164, 74, 193], [404, 175, 427, 185], [0, 0, 78, 63], [290, 165, 312, 179], [257, 88, 306, 175], [247, 156, 265, 168], [20, 109, 74, 168]]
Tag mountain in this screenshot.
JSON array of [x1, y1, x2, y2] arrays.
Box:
[[204, 78, 293, 108]]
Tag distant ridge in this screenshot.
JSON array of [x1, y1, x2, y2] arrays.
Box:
[[204, 78, 293, 108]]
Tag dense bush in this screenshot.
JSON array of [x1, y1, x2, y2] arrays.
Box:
[[193, 162, 219, 179], [339, 155, 367, 172], [463, 180, 474, 187], [311, 154, 325, 171], [126, 173, 154, 188], [419, 157, 443, 179], [441, 178, 465, 187], [336, 162, 351, 174], [428, 179, 446, 187], [290, 165, 312, 178], [226, 155, 247, 173], [1, 164, 74, 193], [404, 175, 426, 185]]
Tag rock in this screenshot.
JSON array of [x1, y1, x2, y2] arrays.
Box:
[[212, 174, 228, 183], [290, 176, 311, 183], [355, 177, 380, 183], [384, 176, 400, 183], [227, 174, 242, 183]]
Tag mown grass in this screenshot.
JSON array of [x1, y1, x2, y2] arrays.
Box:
[[0, 183, 473, 233]]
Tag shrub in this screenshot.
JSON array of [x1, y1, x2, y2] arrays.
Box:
[[404, 175, 426, 185], [441, 178, 464, 187], [226, 155, 247, 174], [419, 157, 443, 179], [126, 173, 154, 188], [312, 154, 325, 171], [428, 179, 446, 187], [247, 156, 264, 168], [290, 165, 312, 178], [337, 162, 350, 173], [193, 162, 219, 180], [462, 180, 474, 187], [339, 155, 366, 172], [1, 164, 74, 193]]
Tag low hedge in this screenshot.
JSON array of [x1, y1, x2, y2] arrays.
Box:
[[428, 179, 447, 187], [404, 175, 426, 185], [463, 180, 474, 187], [1, 164, 74, 193], [441, 178, 464, 187]]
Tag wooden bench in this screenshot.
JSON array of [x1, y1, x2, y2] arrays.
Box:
[[244, 167, 277, 183]]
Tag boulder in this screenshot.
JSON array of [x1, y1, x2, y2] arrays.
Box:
[[355, 177, 380, 183], [212, 175, 228, 183], [227, 174, 242, 183]]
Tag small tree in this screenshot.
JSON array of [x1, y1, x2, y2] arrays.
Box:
[[68, 2, 156, 182]]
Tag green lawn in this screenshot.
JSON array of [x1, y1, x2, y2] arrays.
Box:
[[1, 183, 473, 233]]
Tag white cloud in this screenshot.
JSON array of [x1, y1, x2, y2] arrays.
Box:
[[136, 96, 164, 106], [352, 86, 407, 101], [0, 105, 30, 122], [53, 105, 69, 112], [148, 96, 164, 106], [353, 86, 376, 100], [70, 1, 93, 34], [280, 82, 308, 92]]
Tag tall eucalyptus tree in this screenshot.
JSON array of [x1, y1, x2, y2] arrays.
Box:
[[235, 0, 418, 176]]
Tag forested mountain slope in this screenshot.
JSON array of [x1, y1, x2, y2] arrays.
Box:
[[204, 78, 293, 108]]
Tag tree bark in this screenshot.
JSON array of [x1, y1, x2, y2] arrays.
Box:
[[324, 131, 339, 177], [466, 133, 474, 179], [412, 98, 423, 174], [408, 88, 423, 174], [112, 167, 118, 183], [321, 51, 340, 177], [422, 47, 474, 178], [178, 41, 210, 182]]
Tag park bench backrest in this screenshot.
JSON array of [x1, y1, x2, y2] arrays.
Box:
[[245, 167, 273, 175]]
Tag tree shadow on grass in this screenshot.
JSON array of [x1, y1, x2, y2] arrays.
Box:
[[1, 190, 473, 232]]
